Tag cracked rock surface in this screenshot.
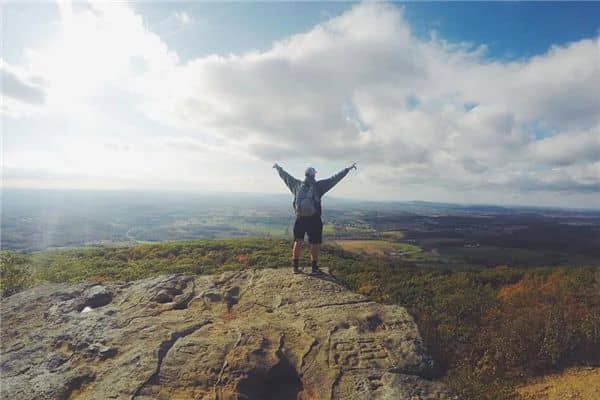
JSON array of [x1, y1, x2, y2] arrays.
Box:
[[1, 269, 456, 400]]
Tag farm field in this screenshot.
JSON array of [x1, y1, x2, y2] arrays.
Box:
[[332, 239, 420, 256]]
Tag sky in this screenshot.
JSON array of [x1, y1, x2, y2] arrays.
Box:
[[2, 1, 600, 208]]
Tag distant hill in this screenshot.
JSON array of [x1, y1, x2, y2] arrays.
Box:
[[3, 188, 599, 251]]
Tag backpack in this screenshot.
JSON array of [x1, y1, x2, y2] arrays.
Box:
[[294, 183, 318, 217]]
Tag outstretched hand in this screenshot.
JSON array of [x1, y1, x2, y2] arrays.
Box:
[[349, 162, 357, 171], [273, 163, 280, 169]]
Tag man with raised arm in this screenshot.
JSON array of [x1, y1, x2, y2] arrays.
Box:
[[273, 163, 357, 274]]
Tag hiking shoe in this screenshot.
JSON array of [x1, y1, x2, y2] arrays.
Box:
[[310, 260, 323, 275], [293, 259, 300, 274], [310, 266, 323, 275]]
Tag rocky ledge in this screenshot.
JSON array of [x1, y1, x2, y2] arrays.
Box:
[[1, 268, 456, 400]]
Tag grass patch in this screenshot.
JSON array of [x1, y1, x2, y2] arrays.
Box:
[[380, 230, 405, 239], [323, 223, 336, 235], [1, 238, 361, 285]]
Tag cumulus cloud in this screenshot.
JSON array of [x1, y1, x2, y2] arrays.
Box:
[[132, 2, 598, 194], [21, 1, 178, 116], [8, 1, 600, 199], [530, 129, 600, 166]]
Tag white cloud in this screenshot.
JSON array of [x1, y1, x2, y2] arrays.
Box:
[[0, 60, 47, 117], [21, 1, 178, 117], [530, 129, 600, 166], [134, 3, 598, 195], [150, 135, 242, 158], [0, 60, 46, 104], [4, 1, 600, 204]]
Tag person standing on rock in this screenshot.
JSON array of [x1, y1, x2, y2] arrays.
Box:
[[273, 162, 357, 274]]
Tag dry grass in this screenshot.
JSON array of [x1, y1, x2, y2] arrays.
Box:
[[517, 367, 600, 400]]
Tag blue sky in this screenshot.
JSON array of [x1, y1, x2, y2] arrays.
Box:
[[404, 2, 600, 59], [6, 2, 598, 65], [2, 1, 600, 208], [131, 2, 600, 61]]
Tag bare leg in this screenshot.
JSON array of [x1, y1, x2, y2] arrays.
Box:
[[293, 239, 304, 260], [310, 243, 320, 263]]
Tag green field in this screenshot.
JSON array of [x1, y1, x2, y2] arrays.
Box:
[[332, 239, 420, 256], [380, 230, 405, 239]]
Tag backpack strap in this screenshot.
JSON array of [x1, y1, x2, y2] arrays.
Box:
[[311, 182, 320, 203]]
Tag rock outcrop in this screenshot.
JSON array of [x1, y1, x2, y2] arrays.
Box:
[[1, 268, 456, 399]]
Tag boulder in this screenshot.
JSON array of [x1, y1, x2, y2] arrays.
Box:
[[0, 269, 456, 399]]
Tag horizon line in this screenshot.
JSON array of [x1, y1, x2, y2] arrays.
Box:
[[3, 186, 600, 213]]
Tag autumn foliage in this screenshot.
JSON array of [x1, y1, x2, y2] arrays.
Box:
[[330, 257, 600, 399]]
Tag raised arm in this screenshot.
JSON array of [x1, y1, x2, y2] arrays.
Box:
[[273, 163, 301, 194], [317, 163, 356, 195]]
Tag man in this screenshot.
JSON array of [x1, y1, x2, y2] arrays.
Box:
[[273, 162, 357, 274]]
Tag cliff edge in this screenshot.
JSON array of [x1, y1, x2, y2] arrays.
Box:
[[1, 268, 456, 399]]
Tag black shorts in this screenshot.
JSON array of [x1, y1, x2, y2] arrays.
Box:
[[293, 215, 323, 244]]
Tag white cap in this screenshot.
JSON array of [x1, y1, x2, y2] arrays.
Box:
[[305, 167, 317, 176]]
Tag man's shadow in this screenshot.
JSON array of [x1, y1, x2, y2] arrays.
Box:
[[302, 268, 341, 284]]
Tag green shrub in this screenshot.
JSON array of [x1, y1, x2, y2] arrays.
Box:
[[0, 252, 33, 297]]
